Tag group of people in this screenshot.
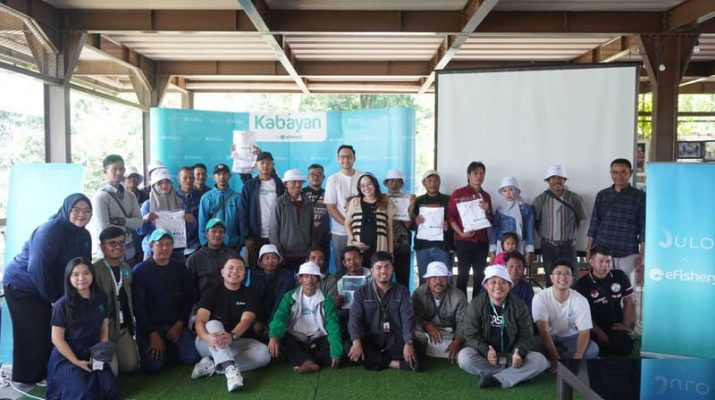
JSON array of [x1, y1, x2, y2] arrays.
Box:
[[1, 145, 644, 397]]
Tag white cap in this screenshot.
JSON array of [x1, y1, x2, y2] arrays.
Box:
[[544, 164, 568, 181], [422, 261, 451, 278], [147, 161, 166, 175], [297, 261, 324, 278], [498, 176, 520, 192], [258, 244, 282, 263], [482, 265, 513, 286], [383, 169, 404, 184], [125, 166, 143, 183], [422, 169, 440, 180], [282, 168, 305, 182], [150, 167, 172, 185]]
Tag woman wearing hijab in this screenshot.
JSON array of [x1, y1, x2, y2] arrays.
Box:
[[344, 173, 395, 268], [489, 176, 535, 266], [137, 166, 187, 261], [3, 193, 93, 385]]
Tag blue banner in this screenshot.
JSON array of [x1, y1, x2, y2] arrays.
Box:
[[151, 107, 416, 278], [1, 163, 85, 363], [640, 359, 715, 399], [642, 163, 715, 359]]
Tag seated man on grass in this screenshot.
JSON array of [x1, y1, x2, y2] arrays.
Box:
[[268, 261, 342, 373], [347, 251, 418, 372], [574, 245, 635, 356], [250, 244, 296, 340], [458, 265, 548, 388], [191, 256, 270, 392], [412, 261, 467, 361], [532, 259, 599, 373]]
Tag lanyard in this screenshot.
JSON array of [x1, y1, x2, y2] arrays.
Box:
[[372, 281, 389, 324], [102, 259, 123, 296], [490, 300, 507, 353]]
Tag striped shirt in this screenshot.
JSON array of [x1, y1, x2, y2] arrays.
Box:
[[532, 189, 587, 242]]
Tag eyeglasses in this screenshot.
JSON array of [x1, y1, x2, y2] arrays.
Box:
[[70, 207, 93, 215], [551, 272, 573, 278], [102, 240, 125, 249], [308, 173, 323, 177]]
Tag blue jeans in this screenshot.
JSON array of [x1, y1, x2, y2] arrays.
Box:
[[416, 247, 452, 285], [556, 334, 599, 360], [138, 324, 200, 374]]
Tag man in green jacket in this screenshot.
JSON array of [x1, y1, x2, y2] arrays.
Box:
[[457, 265, 548, 389], [268, 261, 343, 373]]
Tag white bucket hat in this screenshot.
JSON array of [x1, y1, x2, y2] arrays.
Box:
[[422, 261, 451, 278], [297, 261, 324, 279], [258, 244, 283, 263], [125, 166, 143, 183], [544, 164, 569, 181], [498, 176, 520, 193], [150, 167, 172, 185], [147, 161, 166, 176], [383, 169, 404, 185], [282, 168, 305, 182], [482, 265, 513, 286]]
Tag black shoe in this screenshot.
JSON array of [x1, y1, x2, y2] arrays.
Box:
[[479, 374, 501, 388], [399, 360, 420, 372]]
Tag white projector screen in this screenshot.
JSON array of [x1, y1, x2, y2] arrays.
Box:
[[436, 64, 639, 252]]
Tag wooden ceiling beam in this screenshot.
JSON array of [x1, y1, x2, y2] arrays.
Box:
[[666, 0, 715, 32], [237, 0, 308, 94], [571, 35, 638, 64]]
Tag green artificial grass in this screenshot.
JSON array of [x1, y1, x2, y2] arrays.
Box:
[[27, 357, 558, 400]]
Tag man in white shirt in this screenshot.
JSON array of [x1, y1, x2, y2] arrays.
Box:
[[240, 152, 284, 268], [324, 145, 362, 270], [532, 259, 599, 373]]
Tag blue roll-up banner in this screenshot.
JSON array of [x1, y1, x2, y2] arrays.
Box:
[[151, 107, 416, 277], [640, 359, 715, 399], [1, 163, 85, 363], [642, 163, 715, 359]]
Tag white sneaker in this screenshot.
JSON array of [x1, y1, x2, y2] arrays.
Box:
[[191, 356, 215, 379], [225, 365, 243, 392], [35, 379, 47, 387]]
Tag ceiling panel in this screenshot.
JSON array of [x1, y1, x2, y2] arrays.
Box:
[[494, 0, 685, 12], [266, 0, 466, 11], [455, 34, 617, 61], [286, 34, 444, 61], [43, 0, 242, 9]]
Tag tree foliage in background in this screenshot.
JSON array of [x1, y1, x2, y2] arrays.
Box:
[[0, 111, 44, 217], [70, 91, 143, 194]]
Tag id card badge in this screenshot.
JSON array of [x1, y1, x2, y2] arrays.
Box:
[[92, 360, 104, 371], [119, 311, 124, 325], [382, 322, 391, 333]]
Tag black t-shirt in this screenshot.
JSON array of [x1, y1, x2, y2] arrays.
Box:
[[412, 193, 453, 250], [487, 303, 507, 353], [574, 270, 633, 330], [360, 200, 378, 248], [197, 285, 259, 334]]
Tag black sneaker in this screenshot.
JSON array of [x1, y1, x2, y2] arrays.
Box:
[[399, 360, 420, 372], [479, 374, 501, 388]]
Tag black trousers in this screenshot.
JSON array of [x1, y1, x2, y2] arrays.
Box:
[[392, 249, 411, 288], [280, 334, 332, 367], [454, 241, 489, 298], [358, 334, 406, 371], [4, 285, 53, 384]]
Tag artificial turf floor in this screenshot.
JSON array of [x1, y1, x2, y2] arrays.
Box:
[[28, 357, 561, 400]]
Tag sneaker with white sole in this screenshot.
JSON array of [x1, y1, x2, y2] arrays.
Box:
[[225, 365, 243, 392], [191, 356, 215, 379]]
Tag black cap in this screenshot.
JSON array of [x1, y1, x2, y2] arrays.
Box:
[[213, 163, 230, 174], [256, 152, 274, 162]]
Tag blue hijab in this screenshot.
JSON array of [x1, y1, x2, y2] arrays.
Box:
[[53, 193, 92, 229]]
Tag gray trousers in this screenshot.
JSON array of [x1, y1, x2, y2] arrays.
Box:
[[109, 327, 139, 376], [194, 320, 271, 372], [457, 347, 549, 388], [331, 234, 349, 273]]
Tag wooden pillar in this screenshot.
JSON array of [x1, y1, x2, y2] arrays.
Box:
[[638, 34, 698, 161]]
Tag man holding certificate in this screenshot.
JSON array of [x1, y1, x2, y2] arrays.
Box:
[[448, 161, 493, 298]]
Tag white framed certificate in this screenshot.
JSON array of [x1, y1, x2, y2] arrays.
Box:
[[337, 275, 367, 309], [389, 195, 412, 221], [416, 206, 444, 241], [456, 198, 491, 232], [155, 210, 187, 248]]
